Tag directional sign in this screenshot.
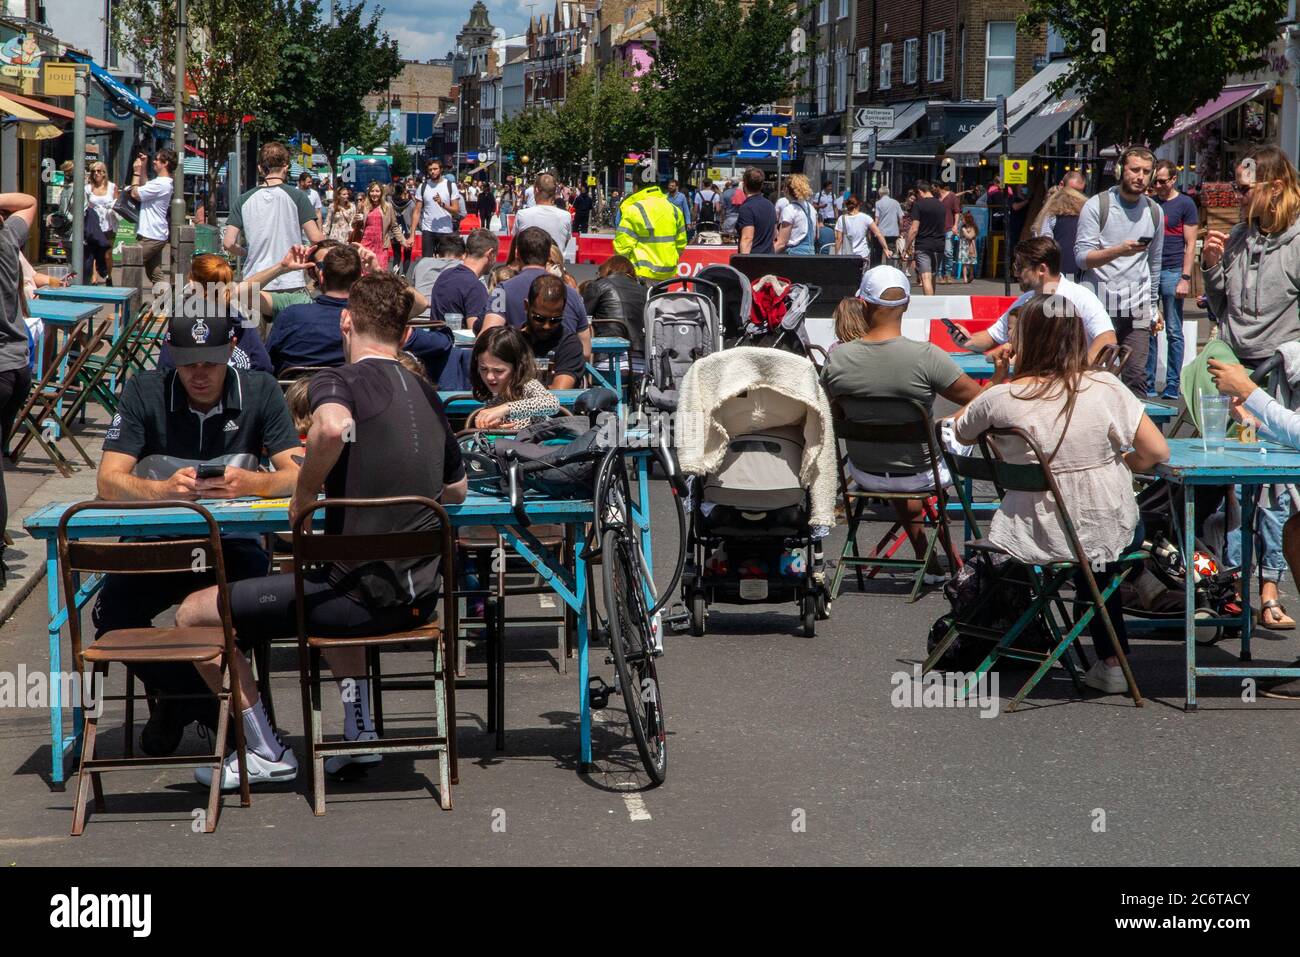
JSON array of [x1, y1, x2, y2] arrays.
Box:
[[1002, 156, 1028, 185], [771, 126, 788, 137], [855, 107, 895, 129]]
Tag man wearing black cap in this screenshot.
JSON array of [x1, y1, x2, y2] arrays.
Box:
[[94, 309, 301, 756]]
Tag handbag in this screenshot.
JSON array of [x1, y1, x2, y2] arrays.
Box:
[[113, 186, 139, 225]]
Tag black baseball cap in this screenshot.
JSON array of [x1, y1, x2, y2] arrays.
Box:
[[165, 309, 236, 366]]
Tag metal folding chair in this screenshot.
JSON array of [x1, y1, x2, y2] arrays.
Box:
[[829, 397, 958, 602], [58, 501, 250, 835], [292, 496, 457, 814], [923, 426, 1146, 711]]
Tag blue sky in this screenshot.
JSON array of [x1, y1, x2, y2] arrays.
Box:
[[357, 0, 534, 62]]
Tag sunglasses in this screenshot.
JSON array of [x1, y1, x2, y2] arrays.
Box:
[[527, 311, 563, 326]]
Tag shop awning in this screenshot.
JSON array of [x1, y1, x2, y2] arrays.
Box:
[[64, 52, 159, 125], [1003, 93, 1083, 154], [1162, 83, 1269, 142], [0, 93, 61, 140], [1, 91, 118, 130], [947, 58, 1074, 157]]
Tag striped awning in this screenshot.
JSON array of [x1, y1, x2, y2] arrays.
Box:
[[0, 93, 60, 140]]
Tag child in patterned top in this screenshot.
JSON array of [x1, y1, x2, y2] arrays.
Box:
[[467, 325, 561, 429]]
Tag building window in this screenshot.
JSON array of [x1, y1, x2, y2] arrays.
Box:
[[817, 0, 828, 25], [838, 0, 848, 18], [834, 46, 848, 111], [928, 31, 944, 82], [816, 51, 828, 115], [879, 43, 892, 90], [857, 47, 870, 93], [903, 38, 918, 85], [985, 21, 1016, 100]]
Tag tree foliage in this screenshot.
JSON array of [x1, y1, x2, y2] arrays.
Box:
[[1020, 0, 1287, 149], [112, 0, 285, 217], [646, 0, 801, 179], [260, 1, 404, 172]]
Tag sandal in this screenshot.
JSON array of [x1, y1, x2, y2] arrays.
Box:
[[1257, 598, 1296, 631]]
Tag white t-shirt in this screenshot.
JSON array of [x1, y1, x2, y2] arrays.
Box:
[[695, 189, 720, 215], [779, 200, 815, 247], [816, 191, 837, 221], [465, 184, 478, 204], [306, 188, 323, 217], [988, 275, 1115, 346], [136, 175, 173, 242], [835, 211, 875, 256], [227, 183, 317, 291], [418, 178, 461, 233], [524, 185, 536, 208], [514, 204, 573, 260]]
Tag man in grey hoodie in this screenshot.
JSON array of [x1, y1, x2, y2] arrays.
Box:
[[1075, 146, 1164, 396]]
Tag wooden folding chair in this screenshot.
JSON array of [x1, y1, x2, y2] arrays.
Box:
[[11, 318, 114, 474], [72, 308, 159, 418], [58, 501, 250, 835], [293, 496, 457, 815], [829, 397, 959, 603], [923, 426, 1146, 711]]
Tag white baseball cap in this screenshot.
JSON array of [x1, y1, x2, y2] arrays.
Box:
[[857, 265, 912, 307]]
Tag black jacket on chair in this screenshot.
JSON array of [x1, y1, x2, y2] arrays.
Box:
[[582, 273, 648, 350]]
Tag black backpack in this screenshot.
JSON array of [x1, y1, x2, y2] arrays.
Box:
[[926, 551, 1052, 672]]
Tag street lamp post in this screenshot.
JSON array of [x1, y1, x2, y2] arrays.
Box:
[[171, 0, 188, 278]]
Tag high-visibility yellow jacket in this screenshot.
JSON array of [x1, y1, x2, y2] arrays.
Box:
[[613, 186, 688, 282]]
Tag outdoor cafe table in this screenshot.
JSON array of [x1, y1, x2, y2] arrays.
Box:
[[36, 285, 139, 392], [28, 300, 101, 435], [1136, 437, 1300, 709], [453, 329, 632, 395], [439, 389, 584, 414], [25, 492, 604, 787]]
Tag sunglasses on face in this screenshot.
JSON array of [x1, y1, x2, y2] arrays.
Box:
[[1153, 177, 1172, 186], [527, 311, 563, 326]]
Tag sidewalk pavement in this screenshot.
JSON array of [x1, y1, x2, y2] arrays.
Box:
[[0, 413, 106, 626]]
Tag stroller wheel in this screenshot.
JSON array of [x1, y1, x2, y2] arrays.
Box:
[[689, 591, 707, 637], [815, 590, 831, 620], [801, 595, 817, 638]]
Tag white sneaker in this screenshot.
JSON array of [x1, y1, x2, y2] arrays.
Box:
[[1082, 660, 1129, 695], [195, 741, 298, 792], [325, 730, 383, 776]]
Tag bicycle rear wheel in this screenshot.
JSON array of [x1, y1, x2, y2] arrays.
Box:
[[602, 526, 667, 785]]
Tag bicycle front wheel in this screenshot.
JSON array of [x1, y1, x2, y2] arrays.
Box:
[[601, 526, 667, 785]]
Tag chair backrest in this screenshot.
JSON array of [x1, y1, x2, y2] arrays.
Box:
[[56, 500, 233, 663], [829, 396, 947, 496], [1090, 342, 1132, 377], [290, 496, 456, 634]]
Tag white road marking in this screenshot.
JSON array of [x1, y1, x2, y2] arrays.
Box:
[[623, 792, 652, 821]]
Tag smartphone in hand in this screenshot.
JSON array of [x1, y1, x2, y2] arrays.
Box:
[[941, 318, 969, 346], [196, 463, 226, 480]]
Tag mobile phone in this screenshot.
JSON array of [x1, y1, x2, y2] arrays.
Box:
[[941, 317, 969, 346], [1136, 236, 1152, 246], [196, 463, 226, 480]]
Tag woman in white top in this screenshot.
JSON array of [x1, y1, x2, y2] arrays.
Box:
[[954, 292, 1170, 695], [84, 161, 118, 284], [834, 195, 888, 259]]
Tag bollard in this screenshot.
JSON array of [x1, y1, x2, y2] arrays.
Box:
[[176, 224, 196, 283]]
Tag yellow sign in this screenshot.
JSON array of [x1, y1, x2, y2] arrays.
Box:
[[301, 143, 313, 157], [1002, 156, 1028, 185], [43, 62, 75, 97], [624, 157, 638, 165], [771, 126, 789, 137], [708, 168, 722, 182], [587, 174, 597, 186]]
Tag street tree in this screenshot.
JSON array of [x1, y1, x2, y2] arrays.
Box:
[[646, 0, 801, 181], [1021, 0, 1287, 149], [113, 0, 285, 218]]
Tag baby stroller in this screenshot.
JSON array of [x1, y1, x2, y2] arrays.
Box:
[[675, 349, 832, 637], [738, 275, 822, 362], [693, 218, 723, 245], [696, 263, 753, 345], [640, 276, 723, 413]]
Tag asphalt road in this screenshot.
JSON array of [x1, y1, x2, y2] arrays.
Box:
[[1, 482, 1298, 866]]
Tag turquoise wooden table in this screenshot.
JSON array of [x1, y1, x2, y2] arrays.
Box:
[[28, 300, 100, 432], [25, 492, 600, 787], [37, 285, 139, 391], [438, 389, 584, 414], [454, 329, 632, 394], [1142, 438, 1300, 709]]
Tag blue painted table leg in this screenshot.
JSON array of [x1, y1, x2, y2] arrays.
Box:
[[574, 529, 592, 769], [47, 545, 64, 784], [1240, 484, 1256, 662], [1185, 485, 1197, 711]]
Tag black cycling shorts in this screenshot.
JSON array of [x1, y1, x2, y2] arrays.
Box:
[[229, 569, 437, 642]]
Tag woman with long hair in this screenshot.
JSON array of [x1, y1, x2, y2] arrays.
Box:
[[1031, 184, 1087, 276], [467, 325, 561, 429], [1201, 144, 1300, 628], [323, 184, 357, 243], [390, 180, 415, 271], [954, 293, 1169, 693], [357, 181, 405, 270], [84, 161, 118, 283], [774, 173, 818, 255], [834, 195, 889, 259]]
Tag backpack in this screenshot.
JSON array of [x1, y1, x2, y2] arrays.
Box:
[[461, 419, 605, 524], [926, 551, 1053, 673], [1098, 187, 1161, 235]]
